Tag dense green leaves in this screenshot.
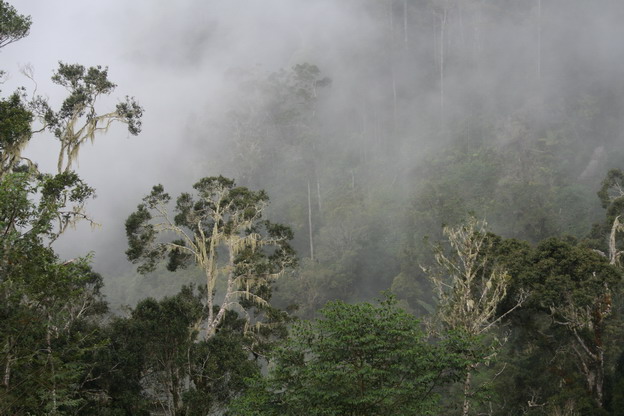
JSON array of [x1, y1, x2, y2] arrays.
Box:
[[0, 0, 30, 49], [232, 296, 472, 416], [0, 92, 32, 174], [99, 287, 264, 415]]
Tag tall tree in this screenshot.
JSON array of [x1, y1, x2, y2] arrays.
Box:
[[424, 218, 526, 416], [528, 239, 620, 409], [126, 176, 296, 339]]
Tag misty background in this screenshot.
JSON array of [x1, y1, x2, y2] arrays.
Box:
[[3, 0, 624, 312]]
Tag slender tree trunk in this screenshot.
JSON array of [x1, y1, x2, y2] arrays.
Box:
[[205, 227, 217, 338], [316, 178, 322, 214], [389, 0, 398, 137], [46, 322, 58, 414], [463, 367, 472, 416], [307, 180, 314, 261], [2, 340, 11, 389], [537, 0, 542, 82], [403, 0, 408, 50], [440, 7, 447, 126], [458, 0, 465, 46], [597, 348, 604, 407], [608, 216, 621, 265]]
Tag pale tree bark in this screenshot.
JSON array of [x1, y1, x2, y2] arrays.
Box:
[[142, 182, 293, 339], [2, 339, 12, 389], [308, 179, 315, 261], [551, 286, 612, 408], [537, 0, 542, 82], [463, 368, 472, 416], [608, 215, 624, 266], [425, 218, 527, 415], [316, 178, 322, 215]]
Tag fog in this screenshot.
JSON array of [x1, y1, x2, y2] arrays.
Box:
[[4, 0, 624, 309]]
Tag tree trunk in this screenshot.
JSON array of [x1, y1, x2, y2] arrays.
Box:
[[389, 0, 398, 137], [596, 348, 604, 407], [307, 180, 314, 261], [205, 221, 219, 338], [2, 340, 11, 389], [316, 177, 322, 214], [537, 0, 542, 82], [463, 367, 472, 416], [403, 0, 408, 50], [439, 7, 447, 126], [46, 322, 58, 414], [608, 216, 622, 265]]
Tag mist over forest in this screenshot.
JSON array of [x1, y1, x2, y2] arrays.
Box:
[[3, 0, 624, 415]]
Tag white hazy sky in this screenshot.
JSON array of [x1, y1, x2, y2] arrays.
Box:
[[1, 0, 367, 269]]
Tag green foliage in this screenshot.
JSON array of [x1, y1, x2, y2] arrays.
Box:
[[231, 296, 472, 416], [0, 0, 30, 49], [588, 169, 624, 258], [0, 253, 109, 415], [0, 91, 32, 173], [29, 61, 143, 173], [126, 176, 296, 340], [126, 176, 291, 275], [100, 287, 263, 415], [0, 169, 105, 415], [488, 235, 622, 414], [527, 238, 620, 309]]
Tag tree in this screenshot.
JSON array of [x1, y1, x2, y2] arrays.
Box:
[[527, 239, 621, 409], [0, 169, 109, 414], [231, 296, 470, 416], [0, 0, 31, 49], [0, 4, 143, 412], [594, 168, 624, 266], [126, 176, 296, 339], [484, 234, 623, 414], [0, 91, 33, 176], [98, 286, 262, 416], [29, 62, 143, 173], [424, 218, 526, 416]]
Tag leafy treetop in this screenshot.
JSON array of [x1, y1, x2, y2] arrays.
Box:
[[0, 0, 31, 49]]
